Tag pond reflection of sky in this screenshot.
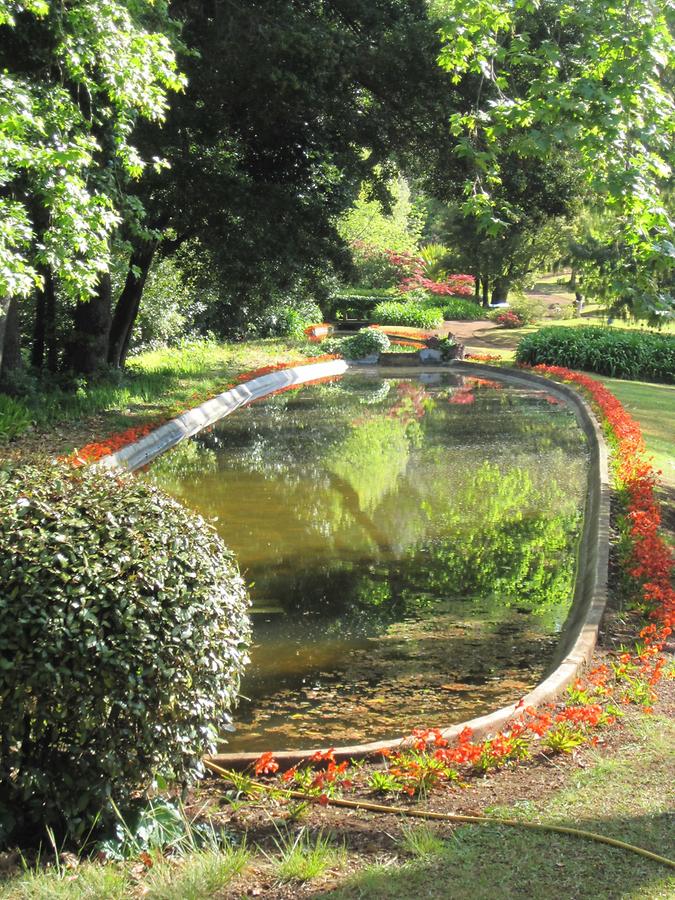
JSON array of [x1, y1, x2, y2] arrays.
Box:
[[149, 373, 589, 750]]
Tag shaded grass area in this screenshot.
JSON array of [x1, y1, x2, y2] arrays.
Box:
[[321, 715, 675, 900]]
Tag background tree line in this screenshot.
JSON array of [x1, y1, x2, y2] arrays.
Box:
[[0, 0, 672, 386]]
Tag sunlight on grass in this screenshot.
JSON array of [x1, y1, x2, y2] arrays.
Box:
[[0, 861, 129, 899], [592, 376, 675, 485], [143, 846, 250, 899], [265, 828, 345, 883]]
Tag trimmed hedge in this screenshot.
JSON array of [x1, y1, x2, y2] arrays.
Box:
[[372, 301, 444, 329], [0, 462, 250, 844], [325, 293, 393, 320], [516, 326, 675, 383]]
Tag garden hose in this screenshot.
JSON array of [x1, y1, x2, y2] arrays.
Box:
[[204, 759, 675, 871]]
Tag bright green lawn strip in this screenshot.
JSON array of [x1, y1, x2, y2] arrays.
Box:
[[321, 715, 675, 900], [592, 376, 675, 487]]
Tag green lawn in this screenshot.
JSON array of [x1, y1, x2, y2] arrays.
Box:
[[321, 714, 675, 900], [593, 376, 675, 487]]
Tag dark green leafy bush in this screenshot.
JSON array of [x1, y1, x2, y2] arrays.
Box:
[[325, 293, 392, 320], [338, 328, 391, 359], [0, 462, 250, 844], [0, 394, 32, 441], [516, 326, 675, 383], [372, 301, 443, 329]]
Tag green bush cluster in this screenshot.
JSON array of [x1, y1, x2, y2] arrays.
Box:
[[371, 301, 444, 329], [0, 462, 250, 845], [0, 394, 32, 441], [251, 297, 323, 337], [434, 297, 486, 321], [334, 328, 391, 360], [326, 293, 392, 320], [516, 326, 675, 383]]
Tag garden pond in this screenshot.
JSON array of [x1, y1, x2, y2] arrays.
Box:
[[148, 372, 590, 750]]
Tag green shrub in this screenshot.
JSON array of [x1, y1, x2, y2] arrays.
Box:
[[371, 301, 443, 329], [326, 293, 392, 320], [516, 326, 675, 383], [0, 462, 250, 845], [340, 328, 391, 359], [435, 297, 486, 321], [251, 297, 323, 337], [0, 394, 32, 440]]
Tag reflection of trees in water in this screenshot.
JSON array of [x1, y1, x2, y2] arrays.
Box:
[[150, 376, 587, 635], [252, 461, 581, 641]]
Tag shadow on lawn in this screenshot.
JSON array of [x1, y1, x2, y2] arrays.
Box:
[[312, 809, 675, 899]]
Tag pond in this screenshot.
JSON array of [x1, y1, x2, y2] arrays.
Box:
[[147, 371, 590, 751]]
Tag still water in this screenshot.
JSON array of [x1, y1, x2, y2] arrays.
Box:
[[148, 372, 589, 750]]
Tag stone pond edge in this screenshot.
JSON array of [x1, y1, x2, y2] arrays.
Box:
[[100, 358, 610, 769]]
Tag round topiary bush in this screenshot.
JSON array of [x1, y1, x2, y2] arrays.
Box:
[[341, 327, 391, 359], [0, 462, 250, 845]]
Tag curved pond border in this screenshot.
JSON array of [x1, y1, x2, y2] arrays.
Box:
[[101, 359, 609, 768]]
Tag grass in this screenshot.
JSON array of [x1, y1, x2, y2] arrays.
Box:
[[264, 828, 345, 883], [142, 846, 250, 899], [0, 860, 131, 899], [398, 824, 449, 860], [592, 376, 675, 487], [0, 846, 250, 900], [321, 714, 675, 900]]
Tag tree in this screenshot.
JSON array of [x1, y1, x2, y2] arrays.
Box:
[[436, 148, 584, 304], [108, 0, 456, 347], [431, 0, 674, 318], [0, 0, 183, 380]]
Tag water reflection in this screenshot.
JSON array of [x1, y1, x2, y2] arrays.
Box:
[[148, 373, 589, 749]]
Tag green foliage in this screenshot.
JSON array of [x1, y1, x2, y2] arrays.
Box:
[[516, 326, 675, 383], [0, 462, 250, 844], [372, 301, 444, 329], [338, 176, 424, 254], [432, 0, 674, 316], [337, 328, 391, 361], [435, 297, 486, 321], [248, 298, 323, 338], [326, 293, 393, 321], [0, 1, 184, 300], [0, 394, 31, 440], [128, 257, 194, 352]]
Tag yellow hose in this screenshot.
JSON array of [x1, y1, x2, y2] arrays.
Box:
[[204, 759, 675, 870]]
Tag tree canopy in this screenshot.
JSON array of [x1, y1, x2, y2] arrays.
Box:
[[0, 0, 672, 380]]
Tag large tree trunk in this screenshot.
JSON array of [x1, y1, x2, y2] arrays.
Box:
[[31, 268, 57, 371], [491, 277, 510, 304], [0, 297, 23, 387], [481, 276, 489, 308], [64, 274, 112, 375], [0, 297, 11, 376], [108, 240, 157, 368]]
